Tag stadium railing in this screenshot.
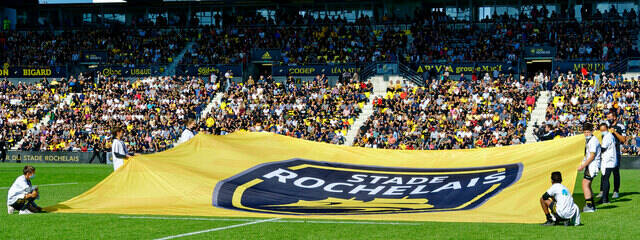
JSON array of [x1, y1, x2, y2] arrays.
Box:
[[610, 58, 631, 73], [358, 62, 377, 82], [398, 62, 425, 87]]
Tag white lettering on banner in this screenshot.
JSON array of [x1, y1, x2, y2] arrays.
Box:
[[258, 168, 504, 195]]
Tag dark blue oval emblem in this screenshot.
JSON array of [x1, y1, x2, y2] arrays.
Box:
[[213, 159, 522, 215]]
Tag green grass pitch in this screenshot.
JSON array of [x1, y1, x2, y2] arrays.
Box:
[[1, 163, 639, 239]]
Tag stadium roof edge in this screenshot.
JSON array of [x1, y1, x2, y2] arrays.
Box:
[[7, 0, 627, 8]]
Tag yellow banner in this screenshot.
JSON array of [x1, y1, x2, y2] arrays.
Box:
[[46, 132, 583, 223]]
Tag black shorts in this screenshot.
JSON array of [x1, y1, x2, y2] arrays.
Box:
[[9, 198, 30, 210], [583, 165, 595, 181], [9, 198, 41, 212], [549, 202, 568, 221]]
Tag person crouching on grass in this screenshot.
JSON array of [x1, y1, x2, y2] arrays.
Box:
[[540, 172, 580, 226], [7, 165, 43, 215]]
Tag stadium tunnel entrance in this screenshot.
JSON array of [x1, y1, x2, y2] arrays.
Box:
[[526, 59, 552, 79], [248, 63, 273, 81]]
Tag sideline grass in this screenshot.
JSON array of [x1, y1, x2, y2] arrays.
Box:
[[1, 163, 638, 239]]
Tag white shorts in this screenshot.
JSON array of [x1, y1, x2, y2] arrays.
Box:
[[113, 158, 124, 171], [554, 203, 580, 226]]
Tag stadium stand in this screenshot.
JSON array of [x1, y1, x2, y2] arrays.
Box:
[[353, 74, 535, 150], [18, 75, 217, 152], [537, 71, 640, 155], [181, 24, 402, 65], [0, 28, 190, 67], [1, 7, 637, 68], [198, 74, 371, 144], [0, 79, 67, 149], [1, 3, 640, 156]]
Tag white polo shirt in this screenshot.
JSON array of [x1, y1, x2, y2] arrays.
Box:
[[600, 131, 617, 171], [584, 136, 601, 175], [7, 175, 32, 206], [111, 139, 128, 171], [176, 129, 195, 145], [546, 183, 578, 219]]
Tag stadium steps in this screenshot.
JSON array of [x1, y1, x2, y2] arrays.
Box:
[[389, 75, 417, 88], [165, 41, 195, 75], [12, 93, 76, 150], [344, 76, 388, 146], [524, 91, 551, 143], [623, 72, 640, 80], [200, 92, 223, 120]]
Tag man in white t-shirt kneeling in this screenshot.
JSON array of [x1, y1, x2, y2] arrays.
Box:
[[7, 165, 43, 215], [540, 171, 581, 226]]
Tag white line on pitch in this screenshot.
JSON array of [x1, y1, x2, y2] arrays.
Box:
[[0, 182, 77, 189], [153, 217, 281, 240], [120, 216, 420, 225]]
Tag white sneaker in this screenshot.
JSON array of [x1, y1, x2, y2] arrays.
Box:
[[613, 192, 620, 199], [7, 206, 15, 214], [595, 192, 603, 198], [583, 206, 596, 213], [19, 209, 33, 215]]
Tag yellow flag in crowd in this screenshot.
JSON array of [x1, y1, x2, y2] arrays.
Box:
[[206, 117, 215, 128]]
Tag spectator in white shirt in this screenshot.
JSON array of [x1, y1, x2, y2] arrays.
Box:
[[7, 165, 42, 214]]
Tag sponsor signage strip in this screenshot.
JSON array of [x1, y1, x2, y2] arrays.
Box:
[[0, 67, 67, 78], [6, 151, 101, 164], [273, 64, 360, 76], [554, 61, 612, 73], [81, 50, 108, 63], [45, 132, 583, 223], [251, 49, 282, 62], [176, 65, 243, 77], [411, 62, 511, 75], [524, 46, 556, 58], [95, 65, 165, 77]]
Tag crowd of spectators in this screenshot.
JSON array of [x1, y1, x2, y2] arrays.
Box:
[[553, 21, 639, 61], [0, 79, 65, 149], [70, 28, 190, 66], [4, 73, 372, 153], [407, 23, 520, 64], [181, 24, 402, 65], [181, 6, 640, 66], [537, 71, 640, 155], [3, 70, 640, 156], [3, 6, 638, 67], [407, 16, 639, 65], [0, 31, 72, 67], [0, 28, 189, 67], [354, 74, 536, 150], [18, 75, 217, 153], [198, 74, 371, 144], [1, 6, 640, 156]]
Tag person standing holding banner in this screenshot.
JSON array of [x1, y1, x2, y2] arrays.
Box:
[[176, 119, 196, 146], [597, 111, 625, 199], [578, 122, 600, 212], [111, 127, 136, 171], [598, 122, 617, 204]]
